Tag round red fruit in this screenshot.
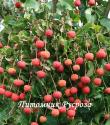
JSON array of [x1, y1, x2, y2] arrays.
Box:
[[72, 65, 80, 71], [31, 122, 39, 125], [59, 106, 66, 113], [67, 31, 76, 39], [11, 93, 19, 102], [0, 42, 3, 48], [15, 2, 22, 8], [40, 51, 50, 59], [51, 109, 60, 117], [39, 116, 47, 123], [36, 70, 46, 78], [69, 97, 74, 103], [35, 40, 45, 49], [17, 61, 26, 69], [32, 58, 41, 67], [81, 76, 91, 85], [13, 79, 24, 87], [88, 0, 96, 6], [71, 74, 79, 81], [53, 61, 61, 69], [65, 88, 71, 97], [70, 87, 78, 94], [105, 63, 110, 71], [0, 67, 4, 74], [104, 114, 110, 120], [56, 65, 64, 73], [96, 68, 105, 76], [7, 68, 16, 75], [19, 93, 25, 100], [58, 80, 66, 87], [23, 107, 32, 115], [45, 29, 53, 37], [24, 85, 32, 92], [67, 110, 76, 117], [96, 49, 107, 59], [64, 59, 72, 66], [85, 52, 94, 61], [44, 94, 53, 103], [82, 86, 90, 94], [4, 91, 12, 98], [75, 57, 84, 65], [74, 0, 81, 7], [0, 88, 5, 95], [93, 78, 102, 86], [53, 91, 62, 99], [104, 87, 110, 94]]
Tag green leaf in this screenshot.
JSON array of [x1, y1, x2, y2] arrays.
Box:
[[100, 18, 110, 31], [87, 62, 94, 77], [105, 119, 110, 125]]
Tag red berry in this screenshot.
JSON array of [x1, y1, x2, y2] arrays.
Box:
[[75, 57, 84, 65], [24, 85, 32, 92], [32, 58, 41, 67], [70, 87, 78, 94], [40, 51, 50, 59], [85, 53, 94, 61], [39, 116, 47, 123], [15, 2, 22, 8], [67, 31, 76, 39], [59, 106, 66, 113], [31, 122, 38, 125], [58, 80, 66, 87], [67, 110, 76, 117], [4, 91, 12, 98], [45, 29, 53, 37], [53, 91, 62, 99], [81, 76, 91, 85], [64, 59, 72, 66], [17, 61, 26, 69], [69, 97, 74, 103], [65, 88, 71, 97], [0, 67, 4, 74], [44, 94, 53, 103], [82, 86, 90, 94], [74, 0, 81, 7], [19, 93, 25, 100], [88, 0, 96, 6], [51, 109, 59, 117], [104, 114, 110, 120], [105, 63, 110, 71], [93, 78, 102, 86], [53, 61, 61, 69], [11, 93, 19, 102], [71, 74, 79, 81], [0, 42, 3, 48], [23, 107, 32, 115], [7, 68, 16, 75], [104, 87, 110, 94], [78, 82, 84, 88], [96, 49, 107, 59], [36, 70, 46, 78], [35, 40, 45, 49], [96, 68, 105, 76], [56, 65, 64, 73], [13, 79, 24, 87], [74, 98, 81, 104], [0, 84, 6, 89], [72, 65, 80, 71], [0, 88, 5, 95]]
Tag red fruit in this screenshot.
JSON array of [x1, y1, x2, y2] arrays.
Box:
[[44, 94, 53, 103], [104, 114, 110, 120], [59, 106, 66, 113], [96, 49, 107, 59], [58, 80, 66, 87], [57, 65, 64, 73], [0, 42, 3, 48], [71, 74, 79, 81], [105, 63, 110, 71], [88, 0, 96, 6], [11, 93, 19, 102], [39, 116, 47, 123], [4, 91, 12, 98], [0, 84, 6, 89], [69, 97, 74, 103], [96, 68, 105, 76], [67, 31, 76, 39], [78, 82, 84, 88], [85, 53, 94, 61], [82, 86, 90, 94], [17, 61, 26, 69], [31, 122, 38, 125], [104, 87, 110, 94], [74, 0, 81, 7], [15, 2, 22, 8], [53, 91, 62, 99], [70, 87, 78, 94], [72, 65, 80, 71], [82, 99, 90, 104], [23, 107, 32, 115], [32, 58, 41, 67], [19, 93, 25, 100], [74, 99, 81, 104], [75, 57, 84, 65], [65, 88, 71, 97], [0, 67, 4, 74], [51, 109, 59, 117], [93, 78, 102, 86], [36, 70, 46, 78], [40, 51, 50, 59], [45, 29, 53, 37], [7, 68, 16, 75], [53, 61, 61, 69], [36, 51, 42, 58], [24, 85, 32, 92], [64, 59, 72, 66], [67, 110, 76, 117], [0, 88, 5, 95], [13, 79, 24, 87], [81, 76, 91, 85], [35, 40, 45, 49]]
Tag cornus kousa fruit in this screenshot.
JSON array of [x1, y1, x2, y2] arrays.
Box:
[[81, 76, 91, 85], [82, 86, 90, 94], [104, 87, 110, 94], [44, 94, 53, 103], [93, 78, 102, 86], [104, 63, 110, 71], [74, 98, 81, 104], [4, 91, 12, 98], [35, 40, 45, 49], [56, 65, 64, 73], [64, 59, 72, 66], [0, 42, 3, 48], [0, 84, 6, 89], [69, 97, 75, 103], [58, 79, 66, 87], [53, 61, 61, 69], [31, 122, 39, 125], [11, 93, 19, 102], [72, 65, 80, 71], [67, 110, 76, 118], [23, 107, 32, 115], [39, 116, 47, 123], [0, 88, 5, 95], [96, 49, 107, 59], [45, 29, 53, 37], [67, 31, 76, 39], [70, 87, 78, 94], [13, 79, 24, 87], [88, 0, 96, 6], [75, 57, 84, 65], [59, 106, 66, 113], [78, 82, 84, 88], [7, 68, 16, 75], [36, 70, 46, 78], [71, 74, 79, 81], [17, 60, 26, 69], [0, 67, 4, 74], [32, 58, 41, 67], [65, 88, 71, 97], [40, 51, 50, 59], [53, 91, 62, 99], [15, 2, 22, 8], [24, 85, 32, 92], [104, 114, 110, 120], [96, 68, 105, 76], [51, 109, 60, 117], [74, 0, 81, 7], [85, 52, 94, 61], [19, 93, 25, 100]]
